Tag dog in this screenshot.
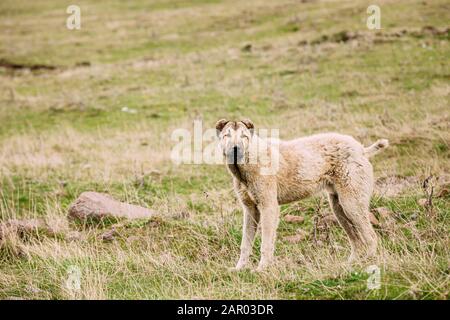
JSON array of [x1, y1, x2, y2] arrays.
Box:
[[216, 118, 389, 271]]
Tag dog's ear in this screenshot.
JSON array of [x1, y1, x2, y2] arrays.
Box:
[[240, 119, 254, 134], [215, 119, 229, 136]]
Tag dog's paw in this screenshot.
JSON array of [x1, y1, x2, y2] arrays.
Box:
[[253, 264, 269, 273], [227, 267, 240, 272], [228, 265, 248, 272], [254, 259, 278, 273]]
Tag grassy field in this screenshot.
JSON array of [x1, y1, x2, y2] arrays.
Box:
[[0, 0, 449, 299]]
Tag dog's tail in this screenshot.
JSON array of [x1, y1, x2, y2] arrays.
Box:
[[364, 139, 389, 158]]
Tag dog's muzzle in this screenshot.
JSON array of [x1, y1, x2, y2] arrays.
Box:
[[226, 145, 244, 164]]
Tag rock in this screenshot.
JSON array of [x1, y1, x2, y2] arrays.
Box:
[[321, 214, 338, 225], [284, 214, 305, 224], [283, 230, 308, 243], [283, 234, 303, 243], [409, 212, 419, 221], [436, 185, 450, 198], [0, 218, 56, 240], [372, 207, 393, 220], [241, 44, 252, 52], [371, 207, 396, 229], [369, 212, 379, 226], [101, 228, 118, 242], [68, 192, 156, 222], [418, 198, 428, 207]]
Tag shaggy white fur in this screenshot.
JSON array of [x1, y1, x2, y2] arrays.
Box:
[[216, 119, 389, 271]]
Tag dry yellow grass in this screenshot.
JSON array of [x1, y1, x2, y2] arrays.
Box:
[[0, 0, 449, 299]]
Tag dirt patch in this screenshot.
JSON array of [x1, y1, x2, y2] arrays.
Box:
[[417, 25, 450, 37], [310, 30, 360, 45], [374, 174, 450, 197], [0, 58, 58, 71], [0, 59, 93, 75], [374, 175, 420, 197], [303, 26, 450, 46]]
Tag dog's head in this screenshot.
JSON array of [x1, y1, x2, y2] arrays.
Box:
[[215, 119, 254, 164]]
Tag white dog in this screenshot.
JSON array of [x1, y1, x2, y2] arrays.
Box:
[[216, 119, 389, 271]]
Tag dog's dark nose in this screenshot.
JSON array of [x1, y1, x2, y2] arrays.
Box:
[[226, 146, 243, 164]]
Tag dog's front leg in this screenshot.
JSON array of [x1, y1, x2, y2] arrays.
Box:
[[233, 202, 260, 270], [256, 197, 279, 272]]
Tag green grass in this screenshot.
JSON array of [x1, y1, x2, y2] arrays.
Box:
[[0, 0, 449, 299]]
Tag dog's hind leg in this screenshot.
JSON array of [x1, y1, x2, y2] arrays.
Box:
[[327, 192, 360, 262], [337, 193, 377, 261], [331, 163, 378, 261]]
